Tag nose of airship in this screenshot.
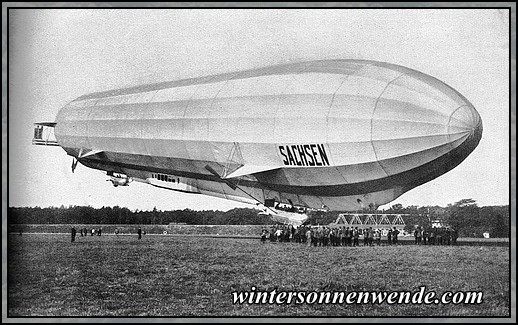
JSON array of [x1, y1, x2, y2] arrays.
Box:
[[448, 104, 483, 147]]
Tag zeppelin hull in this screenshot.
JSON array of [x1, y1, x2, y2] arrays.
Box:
[[54, 60, 482, 211]]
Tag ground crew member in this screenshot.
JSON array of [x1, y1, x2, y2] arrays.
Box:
[[260, 228, 268, 243], [368, 227, 375, 246], [436, 227, 442, 245], [316, 227, 323, 246], [323, 227, 330, 246], [415, 227, 422, 245], [71, 227, 77, 242], [345, 227, 353, 246], [375, 229, 382, 246], [353, 227, 359, 247], [452, 228, 459, 245], [275, 228, 283, 242], [392, 227, 399, 245], [306, 227, 312, 247]]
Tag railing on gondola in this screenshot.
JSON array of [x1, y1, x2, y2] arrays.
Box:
[[32, 122, 59, 146]]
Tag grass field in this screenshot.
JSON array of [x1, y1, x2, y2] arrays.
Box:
[[8, 234, 510, 317]]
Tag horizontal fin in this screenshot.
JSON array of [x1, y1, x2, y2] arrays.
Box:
[[223, 165, 280, 179]]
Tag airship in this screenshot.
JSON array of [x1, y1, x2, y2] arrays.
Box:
[[33, 60, 482, 225]]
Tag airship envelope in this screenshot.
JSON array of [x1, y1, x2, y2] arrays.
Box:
[[42, 60, 482, 213]]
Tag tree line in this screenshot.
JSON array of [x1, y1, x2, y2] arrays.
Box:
[[8, 205, 272, 226], [8, 198, 509, 237], [309, 199, 509, 238]]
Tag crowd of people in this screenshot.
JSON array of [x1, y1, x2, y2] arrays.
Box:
[[71, 227, 104, 242], [68, 224, 458, 245], [412, 226, 459, 245], [70, 227, 146, 242], [260, 224, 459, 246]]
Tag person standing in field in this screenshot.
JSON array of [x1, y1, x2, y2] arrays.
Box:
[[352, 227, 359, 247], [275, 228, 283, 242], [375, 229, 382, 246], [392, 227, 400, 245], [317, 227, 324, 247], [138, 227, 142, 240], [368, 227, 375, 246], [312, 227, 319, 247], [436, 227, 442, 245], [260, 227, 268, 243], [306, 227, 312, 247], [363, 228, 369, 246], [323, 227, 330, 247], [71, 227, 77, 242], [429, 227, 435, 245], [452, 228, 459, 245], [414, 226, 422, 245]]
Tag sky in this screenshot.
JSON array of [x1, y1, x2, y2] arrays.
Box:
[[8, 9, 510, 212]]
